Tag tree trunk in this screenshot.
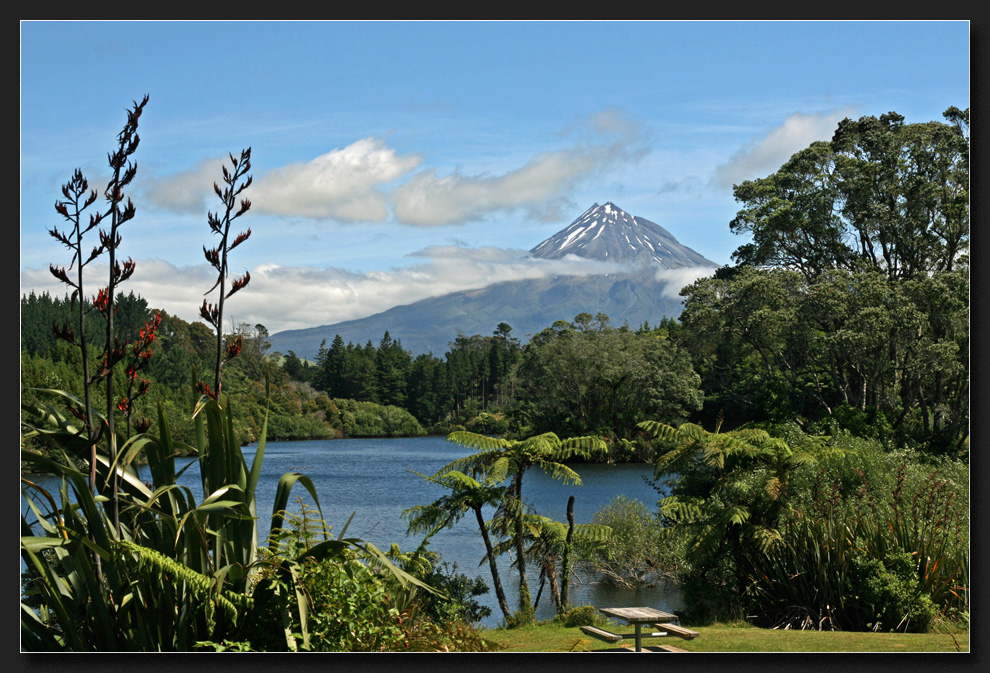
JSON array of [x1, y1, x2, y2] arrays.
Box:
[[513, 470, 532, 614], [559, 495, 576, 611], [475, 505, 512, 623]]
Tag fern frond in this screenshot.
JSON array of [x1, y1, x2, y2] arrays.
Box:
[[446, 431, 509, 451], [722, 505, 751, 527], [117, 539, 250, 628], [657, 496, 703, 522], [752, 526, 783, 554]]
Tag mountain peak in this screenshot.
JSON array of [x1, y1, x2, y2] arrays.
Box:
[[529, 202, 716, 269]]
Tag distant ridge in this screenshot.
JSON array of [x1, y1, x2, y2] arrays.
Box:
[[270, 203, 717, 359]]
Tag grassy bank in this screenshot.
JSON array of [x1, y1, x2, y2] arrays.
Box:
[[478, 620, 970, 653]]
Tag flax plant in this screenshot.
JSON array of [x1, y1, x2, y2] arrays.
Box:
[[199, 148, 253, 399], [48, 169, 107, 497], [742, 459, 967, 631], [22, 99, 435, 652], [22, 374, 432, 650], [94, 94, 149, 534]]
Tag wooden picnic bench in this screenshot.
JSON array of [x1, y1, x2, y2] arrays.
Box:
[[580, 606, 698, 652], [658, 623, 699, 639]]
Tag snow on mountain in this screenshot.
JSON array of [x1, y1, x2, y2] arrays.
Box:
[[529, 201, 716, 268]]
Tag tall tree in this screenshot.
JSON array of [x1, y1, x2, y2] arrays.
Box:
[[404, 463, 514, 623], [439, 430, 607, 619], [375, 331, 411, 408], [514, 315, 703, 438], [406, 353, 452, 426], [730, 108, 969, 280], [677, 264, 969, 452], [314, 334, 347, 396]]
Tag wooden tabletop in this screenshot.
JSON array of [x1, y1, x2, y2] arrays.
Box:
[[599, 606, 676, 624]]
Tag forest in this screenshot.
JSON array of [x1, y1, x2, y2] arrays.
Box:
[[20, 99, 969, 650]]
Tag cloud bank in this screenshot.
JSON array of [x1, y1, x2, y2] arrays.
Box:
[[142, 109, 649, 228], [22, 247, 714, 337]]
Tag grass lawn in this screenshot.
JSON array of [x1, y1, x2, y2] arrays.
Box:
[[477, 620, 970, 653]]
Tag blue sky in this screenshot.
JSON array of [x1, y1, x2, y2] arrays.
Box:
[[20, 20, 970, 334]]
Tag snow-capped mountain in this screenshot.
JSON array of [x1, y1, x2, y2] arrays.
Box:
[[530, 201, 715, 268], [270, 202, 718, 357]]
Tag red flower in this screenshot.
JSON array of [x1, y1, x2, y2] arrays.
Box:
[[196, 381, 217, 400], [93, 288, 110, 315], [225, 334, 243, 360]]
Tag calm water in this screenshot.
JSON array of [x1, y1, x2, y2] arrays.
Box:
[[21, 436, 681, 627]]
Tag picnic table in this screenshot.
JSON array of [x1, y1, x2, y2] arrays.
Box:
[[580, 606, 699, 652]]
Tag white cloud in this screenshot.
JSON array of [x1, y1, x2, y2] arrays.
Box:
[[144, 157, 228, 214], [390, 109, 651, 227], [136, 110, 651, 229], [144, 138, 423, 222], [713, 107, 856, 189], [250, 137, 422, 221], [654, 266, 716, 298], [222, 249, 631, 332], [389, 150, 598, 227]]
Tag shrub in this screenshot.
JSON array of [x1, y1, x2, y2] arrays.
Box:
[[415, 562, 492, 625], [301, 557, 408, 651], [849, 549, 937, 633], [403, 619, 504, 652], [742, 448, 968, 631], [551, 604, 607, 628], [334, 399, 425, 437], [579, 495, 673, 588], [465, 411, 509, 436]]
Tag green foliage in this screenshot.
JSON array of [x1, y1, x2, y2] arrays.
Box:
[[310, 325, 521, 429], [677, 265, 969, 454], [550, 604, 608, 628], [579, 495, 670, 588], [403, 619, 505, 652], [499, 511, 612, 615], [21, 299, 345, 453], [296, 556, 407, 651], [414, 562, 493, 625], [21, 390, 437, 651], [730, 108, 968, 280], [686, 108, 969, 455], [246, 506, 497, 652], [465, 411, 510, 435], [404, 465, 514, 623], [21, 398, 261, 650], [514, 315, 703, 438], [438, 430, 609, 622], [646, 419, 969, 632], [849, 549, 937, 633], [334, 398, 426, 437]]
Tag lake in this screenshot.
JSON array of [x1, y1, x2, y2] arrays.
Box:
[[21, 435, 682, 628]]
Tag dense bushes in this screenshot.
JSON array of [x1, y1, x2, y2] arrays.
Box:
[[334, 398, 426, 437], [849, 549, 938, 632], [639, 421, 967, 631]]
